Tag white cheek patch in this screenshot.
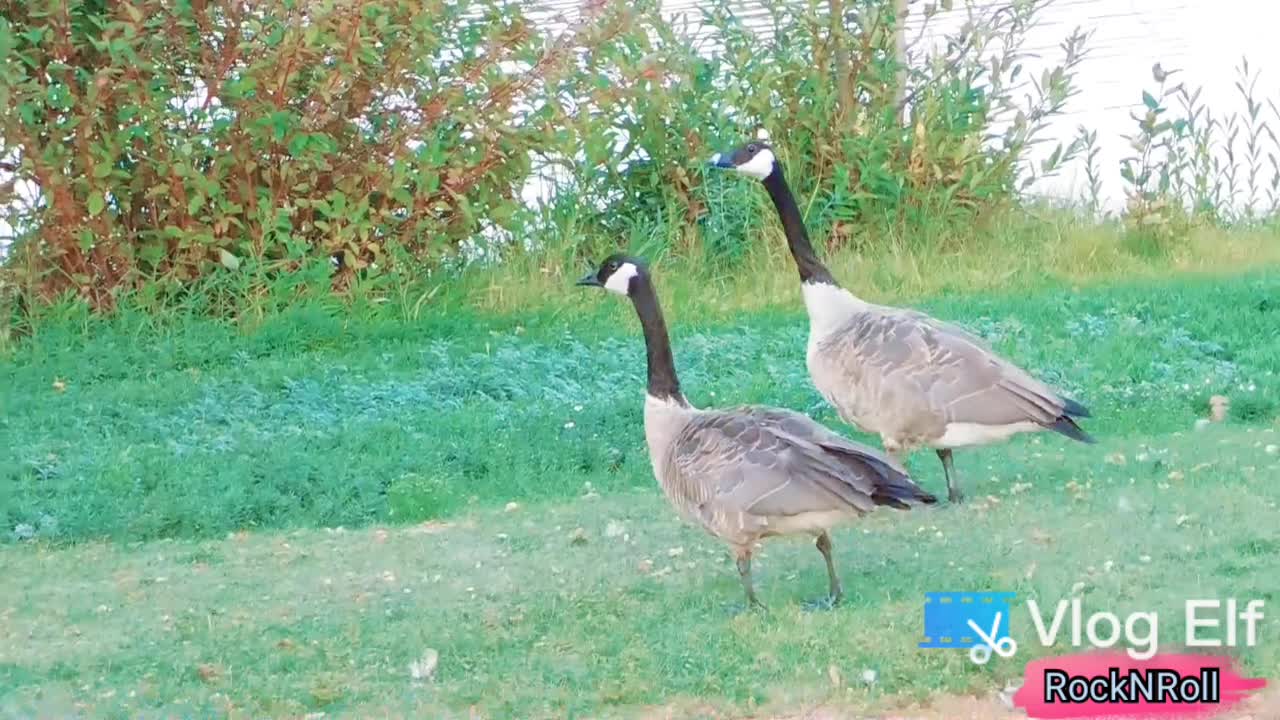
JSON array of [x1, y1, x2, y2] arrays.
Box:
[[604, 262, 638, 295], [736, 148, 776, 180]]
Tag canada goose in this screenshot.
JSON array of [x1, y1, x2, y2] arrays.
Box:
[[710, 141, 1094, 504], [576, 253, 937, 610]]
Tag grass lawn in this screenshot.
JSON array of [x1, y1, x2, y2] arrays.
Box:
[[2, 269, 1279, 717]]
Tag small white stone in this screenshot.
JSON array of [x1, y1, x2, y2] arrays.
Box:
[[409, 649, 439, 682]]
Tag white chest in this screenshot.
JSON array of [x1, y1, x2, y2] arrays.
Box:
[[800, 281, 866, 340], [642, 394, 693, 471], [800, 288, 878, 433]]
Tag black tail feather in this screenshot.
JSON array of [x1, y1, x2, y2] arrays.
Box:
[[872, 485, 939, 510], [869, 464, 939, 509], [820, 442, 939, 509], [1049, 414, 1096, 444], [1061, 396, 1091, 418]]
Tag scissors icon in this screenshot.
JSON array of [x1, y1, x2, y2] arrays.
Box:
[[967, 611, 1018, 664]]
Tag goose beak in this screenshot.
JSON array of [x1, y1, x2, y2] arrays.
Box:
[[708, 152, 735, 169], [575, 271, 602, 287]]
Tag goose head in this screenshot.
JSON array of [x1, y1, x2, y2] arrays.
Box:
[[708, 141, 777, 181], [576, 253, 645, 297]]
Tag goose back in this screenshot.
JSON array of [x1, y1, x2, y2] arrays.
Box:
[[646, 400, 934, 545], [808, 305, 1090, 449]]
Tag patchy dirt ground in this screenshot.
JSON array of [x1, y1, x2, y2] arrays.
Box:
[[4, 478, 1276, 718]]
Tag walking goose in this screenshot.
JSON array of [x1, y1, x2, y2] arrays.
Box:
[[575, 253, 937, 610], [710, 141, 1094, 503]]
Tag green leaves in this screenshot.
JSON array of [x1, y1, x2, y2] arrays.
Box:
[[6, 0, 556, 300], [0, 0, 1127, 308]]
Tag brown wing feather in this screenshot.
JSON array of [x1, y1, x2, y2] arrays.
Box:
[[922, 319, 1070, 426], [671, 407, 934, 518], [824, 309, 1075, 428]]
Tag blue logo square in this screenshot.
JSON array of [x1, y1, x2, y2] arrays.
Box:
[[920, 591, 1016, 649]]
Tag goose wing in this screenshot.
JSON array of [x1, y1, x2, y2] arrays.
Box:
[[834, 309, 1092, 437], [919, 316, 1091, 427], [671, 406, 935, 517]]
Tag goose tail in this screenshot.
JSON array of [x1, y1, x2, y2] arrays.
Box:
[[1048, 414, 1096, 444], [864, 457, 939, 509], [1061, 396, 1092, 418]]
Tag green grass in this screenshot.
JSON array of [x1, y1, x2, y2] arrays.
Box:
[[1, 430, 1278, 717], [455, 209, 1280, 317], [2, 267, 1279, 716], [3, 269, 1278, 542]]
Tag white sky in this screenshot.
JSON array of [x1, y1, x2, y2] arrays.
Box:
[[1001, 0, 1280, 211]]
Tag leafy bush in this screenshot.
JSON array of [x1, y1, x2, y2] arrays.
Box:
[[537, 0, 1090, 259], [0, 0, 1136, 313], [0, 0, 623, 309]]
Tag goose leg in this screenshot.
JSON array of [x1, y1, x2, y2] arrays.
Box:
[[937, 448, 963, 503], [803, 531, 843, 611], [732, 547, 766, 613]]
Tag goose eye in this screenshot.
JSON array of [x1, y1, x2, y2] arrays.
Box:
[[747, 143, 758, 153]]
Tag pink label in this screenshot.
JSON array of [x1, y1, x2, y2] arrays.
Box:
[[1012, 652, 1266, 718]]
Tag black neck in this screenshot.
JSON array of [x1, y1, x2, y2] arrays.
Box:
[[762, 167, 837, 286], [628, 274, 685, 403]]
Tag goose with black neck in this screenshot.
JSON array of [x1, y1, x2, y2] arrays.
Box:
[[710, 140, 1095, 504], [576, 253, 937, 611]]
